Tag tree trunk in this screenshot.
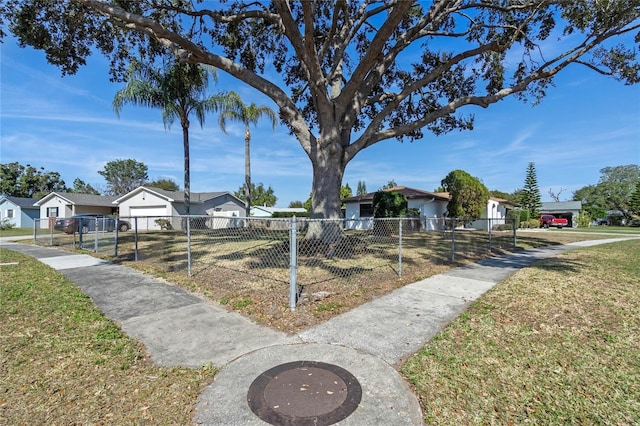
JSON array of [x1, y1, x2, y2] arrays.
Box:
[[306, 137, 347, 242], [244, 125, 251, 219], [182, 121, 190, 216]]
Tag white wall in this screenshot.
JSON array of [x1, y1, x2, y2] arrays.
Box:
[[37, 197, 68, 229]]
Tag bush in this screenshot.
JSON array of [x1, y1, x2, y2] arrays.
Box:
[[154, 218, 173, 230], [506, 210, 521, 228], [517, 218, 540, 229], [519, 209, 530, 223], [0, 219, 15, 230], [576, 211, 591, 228], [271, 211, 310, 218]]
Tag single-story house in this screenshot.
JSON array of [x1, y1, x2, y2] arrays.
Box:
[[343, 186, 520, 231], [34, 192, 118, 229], [470, 197, 521, 231], [0, 196, 40, 228], [540, 201, 582, 228], [113, 186, 245, 230], [343, 186, 451, 230], [250, 206, 307, 217]]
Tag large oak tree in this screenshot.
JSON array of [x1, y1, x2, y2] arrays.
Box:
[[2, 1, 639, 231]]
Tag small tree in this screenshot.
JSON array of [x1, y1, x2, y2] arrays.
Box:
[[147, 178, 180, 192], [372, 190, 408, 218], [234, 183, 277, 208], [630, 180, 640, 214], [519, 162, 542, 217], [70, 178, 100, 195], [441, 170, 490, 219], [356, 181, 367, 196], [380, 180, 399, 190], [98, 159, 148, 196]]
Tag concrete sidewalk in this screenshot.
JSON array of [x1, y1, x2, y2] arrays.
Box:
[[2, 237, 636, 425]]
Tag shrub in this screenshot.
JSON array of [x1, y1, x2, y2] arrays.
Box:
[[506, 210, 521, 228], [528, 218, 541, 228], [271, 211, 310, 218], [373, 190, 407, 218], [576, 211, 591, 228], [0, 219, 15, 230], [154, 218, 173, 230]]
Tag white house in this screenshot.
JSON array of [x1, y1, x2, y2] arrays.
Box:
[[0, 196, 40, 228], [34, 192, 117, 229], [342, 186, 520, 231], [469, 197, 521, 231], [343, 186, 451, 230], [113, 186, 245, 230]]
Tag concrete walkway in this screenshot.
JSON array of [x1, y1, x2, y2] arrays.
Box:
[[2, 236, 636, 425]]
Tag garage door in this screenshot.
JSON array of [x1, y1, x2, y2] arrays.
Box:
[[129, 206, 170, 230]]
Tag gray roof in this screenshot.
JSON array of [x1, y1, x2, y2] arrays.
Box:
[[0, 196, 40, 209], [35, 192, 117, 207], [146, 187, 229, 203], [342, 186, 450, 203], [541, 201, 582, 212]]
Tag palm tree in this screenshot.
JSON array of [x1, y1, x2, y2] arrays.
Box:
[[113, 59, 239, 215], [218, 98, 277, 218]]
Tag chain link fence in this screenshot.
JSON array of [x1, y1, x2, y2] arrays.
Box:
[[34, 217, 118, 256], [32, 215, 516, 310]]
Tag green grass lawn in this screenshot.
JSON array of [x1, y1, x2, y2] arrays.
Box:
[[0, 249, 214, 424], [562, 225, 640, 235], [401, 239, 640, 424], [3, 237, 639, 424], [0, 227, 33, 237]]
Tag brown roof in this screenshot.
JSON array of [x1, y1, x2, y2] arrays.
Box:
[[342, 186, 451, 203]]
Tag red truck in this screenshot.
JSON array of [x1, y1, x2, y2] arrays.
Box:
[[539, 214, 568, 229]]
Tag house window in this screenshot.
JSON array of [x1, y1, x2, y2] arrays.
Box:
[[47, 207, 59, 217], [359, 203, 374, 217], [6, 209, 14, 218]]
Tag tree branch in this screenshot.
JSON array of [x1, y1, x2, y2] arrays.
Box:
[[76, 0, 314, 155]]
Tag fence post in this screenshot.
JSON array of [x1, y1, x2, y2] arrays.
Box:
[[451, 218, 456, 262], [94, 217, 99, 252], [49, 220, 53, 246], [134, 217, 139, 261], [187, 215, 192, 277], [289, 215, 298, 312], [488, 217, 492, 252], [512, 218, 517, 249], [398, 218, 403, 277], [114, 216, 118, 257]]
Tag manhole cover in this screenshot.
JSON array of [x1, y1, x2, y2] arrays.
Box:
[[247, 360, 362, 425]]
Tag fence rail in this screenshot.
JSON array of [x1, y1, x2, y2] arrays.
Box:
[[34, 215, 517, 311]]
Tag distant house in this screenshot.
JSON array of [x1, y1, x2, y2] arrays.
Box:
[[34, 192, 118, 229], [0, 196, 40, 228], [342, 186, 520, 231], [470, 197, 521, 231], [250, 206, 307, 217], [540, 201, 582, 228], [113, 186, 245, 230]]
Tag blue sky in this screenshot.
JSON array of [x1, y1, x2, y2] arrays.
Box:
[[1, 36, 639, 206]]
